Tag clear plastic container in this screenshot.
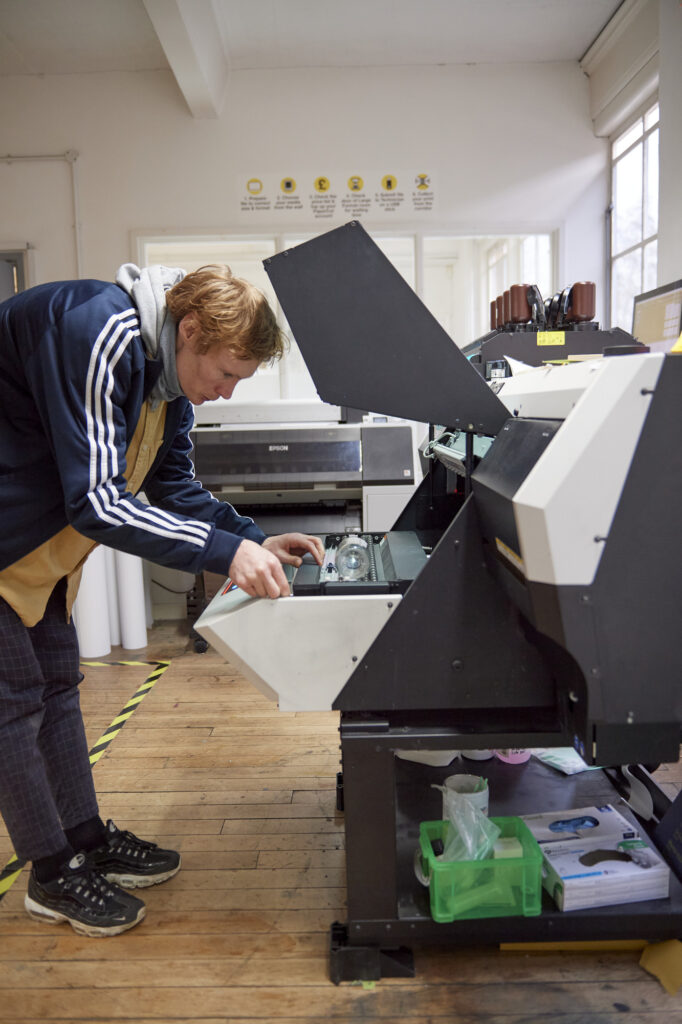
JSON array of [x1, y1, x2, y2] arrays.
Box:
[[335, 535, 370, 580], [418, 816, 543, 923]]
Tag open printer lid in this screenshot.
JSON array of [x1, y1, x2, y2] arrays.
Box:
[[264, 221, 508, 436]]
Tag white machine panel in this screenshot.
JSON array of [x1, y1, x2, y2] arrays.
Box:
[[512, 353, 665, 585], [495, 358, 603, 420], [195, 584, 401, 711]]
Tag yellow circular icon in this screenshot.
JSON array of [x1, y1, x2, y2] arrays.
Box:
[[246, 178, 263, 195], [314, 176, 331, 193], [347, 175, 364, 192], [280, 177, 297, 193], [415, 173, 430, 190], [382, 174, 398, 191]]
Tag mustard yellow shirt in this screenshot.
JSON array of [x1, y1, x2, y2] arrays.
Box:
[[0, 401, 167, 627]]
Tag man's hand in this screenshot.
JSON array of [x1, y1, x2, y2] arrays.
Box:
[[227, 534, 324, 599], [228, 538, 292, 598], [262, 532, 325, 568]]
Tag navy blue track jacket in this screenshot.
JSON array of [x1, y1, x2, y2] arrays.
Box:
[[0, 278, 265, 574]]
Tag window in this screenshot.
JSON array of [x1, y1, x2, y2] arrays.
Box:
[[137, 229, 555, 403], [423, 237, 464, 343], [520, 234, 552, 301], [486, 240, 509, 312], [421, 234, 553, 346], [609, 101, 659, 330]]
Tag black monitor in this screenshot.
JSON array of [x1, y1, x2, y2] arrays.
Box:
[[632, 279, 682, 352]]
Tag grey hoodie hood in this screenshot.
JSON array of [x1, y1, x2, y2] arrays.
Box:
[[116, 263, 187, 408]]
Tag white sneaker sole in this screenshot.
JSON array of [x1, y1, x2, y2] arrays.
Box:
[[104, 861, 181, 889], [24, 894, 145, 937]]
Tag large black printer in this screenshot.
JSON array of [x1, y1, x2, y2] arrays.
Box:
[[195, 223, 682, 982]]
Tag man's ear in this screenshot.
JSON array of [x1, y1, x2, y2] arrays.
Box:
[[179, 313, 199, 346]]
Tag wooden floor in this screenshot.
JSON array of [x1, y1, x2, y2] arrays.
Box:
[[0, 619, 680, 1024]]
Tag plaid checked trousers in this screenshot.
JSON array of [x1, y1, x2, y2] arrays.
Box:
[[0, 579, 99, 861]]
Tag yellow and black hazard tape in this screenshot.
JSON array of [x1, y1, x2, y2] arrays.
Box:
[[83, 660, 171, 765], [0, 659, 170, 901], [0, 858, 23, 900]]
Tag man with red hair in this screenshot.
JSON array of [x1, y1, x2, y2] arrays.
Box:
[[0, 263, 323, 935]]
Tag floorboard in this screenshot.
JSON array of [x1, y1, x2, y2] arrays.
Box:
[[0, 618, 679, 1022]]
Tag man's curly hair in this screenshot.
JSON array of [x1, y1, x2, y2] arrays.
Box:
[[166, 264, 286, 364]]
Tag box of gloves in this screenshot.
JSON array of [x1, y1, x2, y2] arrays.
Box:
[[521, 805, 670, 912]]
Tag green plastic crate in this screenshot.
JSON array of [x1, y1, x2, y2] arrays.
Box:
[[418, 816, 543, 923]]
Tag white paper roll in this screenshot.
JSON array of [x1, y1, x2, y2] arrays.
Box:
[[103, 546, 121, 646], [141, 559, 154, 628], [114, 550, 148, 650], [73, 546, 111, 657]]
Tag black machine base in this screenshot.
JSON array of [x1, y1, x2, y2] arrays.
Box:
[[334, 716, 682, 982], [329, 921, 415, 985]]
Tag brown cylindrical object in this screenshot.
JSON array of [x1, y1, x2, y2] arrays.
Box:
[[510, 283, 532, 323], [503, 290, 511, 326], [490, 299, 497, 330], [567, 281, 596, 322], [496, 295, 504, 327]]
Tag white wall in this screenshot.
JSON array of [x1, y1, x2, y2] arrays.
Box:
[[0, 60, 607, 325], [0, 53, 648, 622]]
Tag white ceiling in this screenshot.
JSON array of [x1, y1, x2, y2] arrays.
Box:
[[0, 0, 624, 114], [215, 0, 625, 69]]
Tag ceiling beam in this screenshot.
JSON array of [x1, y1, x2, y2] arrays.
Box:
[[143, 0, 229, 118]]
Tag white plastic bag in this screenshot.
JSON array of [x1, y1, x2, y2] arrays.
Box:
[[434, 784, 501, 862]]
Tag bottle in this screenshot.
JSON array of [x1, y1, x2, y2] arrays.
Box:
[[335, 535, 370, 581]]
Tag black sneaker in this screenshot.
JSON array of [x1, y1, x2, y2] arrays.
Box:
[[85, 819, 181, 889], [25, 853, 145, 937]]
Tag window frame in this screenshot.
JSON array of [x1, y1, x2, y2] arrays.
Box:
[[607, 95, 659, 329], [134, 227, 556, 397]]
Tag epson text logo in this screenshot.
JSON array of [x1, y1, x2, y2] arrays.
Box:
[[268, 444, 289, 452]]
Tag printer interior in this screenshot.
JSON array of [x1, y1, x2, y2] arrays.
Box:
[[291, 531, 427, 595]]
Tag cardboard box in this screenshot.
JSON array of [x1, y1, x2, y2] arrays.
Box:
[[522, 804, 638, 845], [540, 833, 670, 911], [522, 805, 670, 912]]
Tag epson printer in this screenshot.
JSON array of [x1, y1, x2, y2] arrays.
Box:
[[190, 400, 419, 536]]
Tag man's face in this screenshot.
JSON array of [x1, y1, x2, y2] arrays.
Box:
[[176, 314, 260, 405]]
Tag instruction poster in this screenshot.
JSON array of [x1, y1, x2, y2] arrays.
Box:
[[237, 171, 435, 222]]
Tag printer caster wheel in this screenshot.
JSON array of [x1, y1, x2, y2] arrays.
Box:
[[190, 627, 209, 654]]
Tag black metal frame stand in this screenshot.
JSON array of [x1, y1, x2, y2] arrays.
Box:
[[329, 712, 682, 984]]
